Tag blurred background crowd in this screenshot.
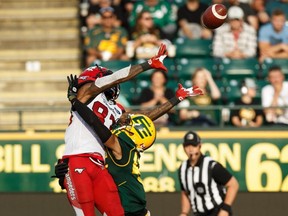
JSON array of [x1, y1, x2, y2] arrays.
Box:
[[0, 0, 287, 130], [79, 0, 288, 128]]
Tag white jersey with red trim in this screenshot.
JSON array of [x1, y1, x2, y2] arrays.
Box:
[[63, 93, 124, 158]]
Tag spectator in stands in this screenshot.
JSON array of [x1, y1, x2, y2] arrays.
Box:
[[115, 0, 135, 31], [177, 0, 212, 39], [178, 68, 221, 127], [137, 70, 176, 126], [266, 0, 288, 18], [121, 0, 133, 13], [250, 0, 270, 27], [128, 0, 177, 40], [231, 78, 264, 127], [258, 9, 288, 62], [261, 65, 288, 125], [212, 6, 257, 59], [127, 11, 164, 59], [85, 0, 125, 30], [120, 0, 138, 23], [224, 0, 259, 30], [84, 6, 129, 66]]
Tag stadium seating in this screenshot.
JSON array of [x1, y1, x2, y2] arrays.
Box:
[[215, 79, 228, 98], [163, 57, 178, 74], [259, 58, 288, 79], [119, 80, 137, 105], [174, 38, 213, 58], [0, 0, 80, 97], [166, 78, 180, 92], [218, 58, 260, 79], [255, 79, 269, 99], [0, 0, 80, 131], [0, 5, 80, 71], [0, 109, 70, 131], [0, 69, 80, 82], [221, 77, 267, 105], [175, 57, 220, 86], [222, 78, 242, 104]]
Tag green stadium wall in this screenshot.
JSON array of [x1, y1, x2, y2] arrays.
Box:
[[0, 130, 288, 215]]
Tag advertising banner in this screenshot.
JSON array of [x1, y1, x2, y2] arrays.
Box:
[[0, 130, 287, 192]]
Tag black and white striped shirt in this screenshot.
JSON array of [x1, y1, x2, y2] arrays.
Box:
[[178, 155, 232, 214]]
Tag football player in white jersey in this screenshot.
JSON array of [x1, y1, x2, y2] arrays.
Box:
[[58, 44, 170, 216]]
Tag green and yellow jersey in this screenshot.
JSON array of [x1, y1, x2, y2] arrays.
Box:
[[84, 25, 128, 54], [105, 131, 146, 214]]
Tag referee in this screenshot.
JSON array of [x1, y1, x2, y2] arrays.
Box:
[[178, 131, 239, 216]]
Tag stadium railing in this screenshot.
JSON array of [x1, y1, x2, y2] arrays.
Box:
[[1, 105, 287, 132]]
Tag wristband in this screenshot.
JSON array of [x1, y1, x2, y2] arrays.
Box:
[[221, 203, 232, 213], [170, 97, 181, 106], [70, 97, 77, 105], [140, 61, 151, 71]]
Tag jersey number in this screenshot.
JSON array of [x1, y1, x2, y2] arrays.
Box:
[[92, 101, 116, 128]]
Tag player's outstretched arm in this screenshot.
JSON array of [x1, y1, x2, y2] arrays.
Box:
[[82, 43, 168, 100], [146, 84, 203, 121], [121, 84, 203, 122]]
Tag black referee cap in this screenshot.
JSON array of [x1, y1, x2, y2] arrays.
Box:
[[183, 131, 201, 146]]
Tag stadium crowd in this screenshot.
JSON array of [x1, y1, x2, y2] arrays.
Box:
[[78, 0, 288, 127]]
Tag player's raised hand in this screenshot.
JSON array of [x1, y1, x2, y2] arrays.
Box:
[[176, 84, 204, 101], [147, 43, 168, 72], [67, 74, 78, 102]]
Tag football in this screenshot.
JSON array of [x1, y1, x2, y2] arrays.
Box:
[[201, 4, 227, 29]]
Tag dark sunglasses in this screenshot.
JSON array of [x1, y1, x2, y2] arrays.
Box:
[[102, 15, 114, 19], [143, 17, 153, 20]]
